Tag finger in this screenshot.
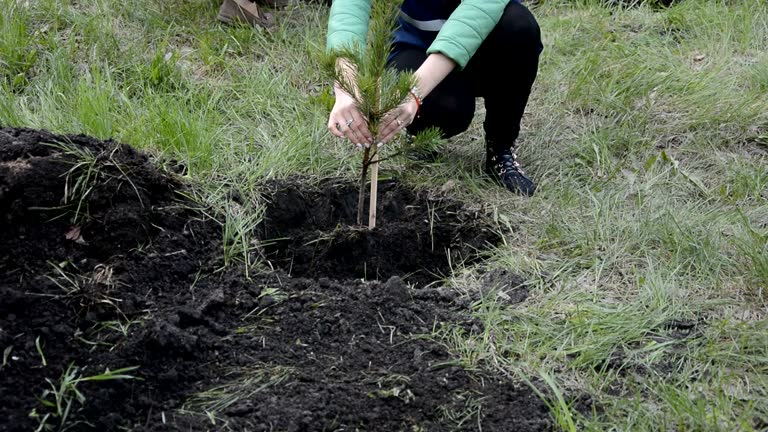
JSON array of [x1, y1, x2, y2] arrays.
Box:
[[328, 119, 344, 138], [378, 116, 402, 145], [377, 129, 396, 146], [378, 125, 396, 145], [378, 113, 397, 133], [346, 121, 367, 146], [334, 113, 363, 144], [349, 111, 372, 143], [389, 115, 410, 141], [332, 115, 360, 145], [342, 123, 362, 146], [340, 111, 369, 146], [379, 128, 399, 145]]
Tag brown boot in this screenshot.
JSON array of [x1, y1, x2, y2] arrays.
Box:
[[254, 0, 291, 8], [218, 0, 275, 31]]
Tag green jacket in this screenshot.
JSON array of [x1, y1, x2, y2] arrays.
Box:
[[326, 0, 512, 69]]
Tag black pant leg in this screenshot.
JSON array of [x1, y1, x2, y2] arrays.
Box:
[[464, 2, 542, 150]]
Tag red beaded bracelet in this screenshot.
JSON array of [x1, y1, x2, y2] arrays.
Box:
[[409, 87, 422, 118]]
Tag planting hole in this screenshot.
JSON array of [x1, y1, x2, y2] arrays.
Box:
[[257, 179, 501, 285]]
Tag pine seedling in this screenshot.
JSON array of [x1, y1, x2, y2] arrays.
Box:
[[322, 0, 416, 228]]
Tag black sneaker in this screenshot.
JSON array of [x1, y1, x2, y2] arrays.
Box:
[[484, 148, 536, 196]]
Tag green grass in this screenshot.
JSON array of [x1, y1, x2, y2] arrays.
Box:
[[29, 364, 139, 431], [3, 0, 767, 430], [180, 364, 294, 424]]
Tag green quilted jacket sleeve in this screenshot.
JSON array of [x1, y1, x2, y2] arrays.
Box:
[[326, 0, 510, 68], [326, 0, 371, 53]]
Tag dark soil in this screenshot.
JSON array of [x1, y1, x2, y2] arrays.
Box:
[[258, 178, 501, 286], [0, 128, 556, 431]]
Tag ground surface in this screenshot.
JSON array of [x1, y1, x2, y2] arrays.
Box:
[[2, 0, 767, 430], [0, 128, 553, 431]]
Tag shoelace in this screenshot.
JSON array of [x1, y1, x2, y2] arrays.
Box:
[[491, 151, 525, 175]]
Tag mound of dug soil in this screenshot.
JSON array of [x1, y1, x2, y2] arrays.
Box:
[[0, 128, 553, 431]]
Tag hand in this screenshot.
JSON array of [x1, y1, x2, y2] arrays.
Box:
[[327, 90, 373, 149], [376, 96, 419, 146]]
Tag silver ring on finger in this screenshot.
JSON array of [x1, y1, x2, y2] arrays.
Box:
[[346, 118, 354, 127], [396, 118, 403, 127]]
